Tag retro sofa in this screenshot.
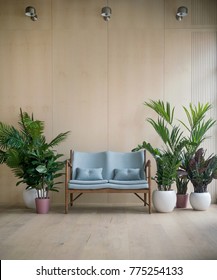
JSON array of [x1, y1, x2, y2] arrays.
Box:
[[65, 150, 151, 213]]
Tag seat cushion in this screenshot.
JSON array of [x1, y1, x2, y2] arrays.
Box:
[[68, 180, 148, 190], [68, 180, 108, 190], [113, 168, 141, 180], [109, 179, 148, 185], [75, 168, 103, 180], [69, 179, 108, 185]]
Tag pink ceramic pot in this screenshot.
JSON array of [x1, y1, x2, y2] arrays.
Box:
[[35, 198, 50, 214]]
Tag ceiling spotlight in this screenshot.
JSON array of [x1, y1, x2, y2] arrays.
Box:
[[25, 6, 38, 21], [176, 6, 188, 21], [101, 6, 112, 21]]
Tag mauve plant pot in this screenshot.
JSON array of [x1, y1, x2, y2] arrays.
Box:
[[176, 194, 189, 208], [35, 198, 50, 214]]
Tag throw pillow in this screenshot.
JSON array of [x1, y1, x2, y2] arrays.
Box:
[[75, 168, 103, 180], [113, 168, 141, 180]]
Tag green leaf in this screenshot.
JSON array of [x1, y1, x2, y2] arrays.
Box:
[[144, 100, 175, 124]]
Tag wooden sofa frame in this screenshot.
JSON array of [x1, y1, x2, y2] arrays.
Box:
[[65, 150, 152, 214]]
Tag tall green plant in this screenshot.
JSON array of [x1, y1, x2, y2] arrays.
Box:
[[175, 103, 216, 194], [0, 109, 70, 198], [178, 102, 216, 169], [145, 100, 184, 153], [133, 100, 216, 193], [133, 100, 185, 190]]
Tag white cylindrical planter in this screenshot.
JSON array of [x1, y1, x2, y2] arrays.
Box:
[[152, 189, 177, 213], [23, 188, 37, 209], [189, 192, 211, 211]]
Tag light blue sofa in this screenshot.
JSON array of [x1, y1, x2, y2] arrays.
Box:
[[65, 150, 151, 213]]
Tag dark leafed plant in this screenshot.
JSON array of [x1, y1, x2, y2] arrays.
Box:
[[186, 148, 217, 193], [0, 109, 70, 198]]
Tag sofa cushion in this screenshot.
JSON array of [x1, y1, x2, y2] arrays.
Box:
[[107, 151, 145, 180], [72, 151, 107, 179], [113, 168, 141, 180], [69, 179, 108, 185], [75, 168, 103, 180], [109, 179, 148, 185]]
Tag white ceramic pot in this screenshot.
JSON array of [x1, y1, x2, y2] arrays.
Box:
[[23, 188, 37, 209], [152, 189, 177, 213], [189, 192, 211, 211]]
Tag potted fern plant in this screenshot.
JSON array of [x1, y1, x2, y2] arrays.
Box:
[[0, 109, 70, 213]]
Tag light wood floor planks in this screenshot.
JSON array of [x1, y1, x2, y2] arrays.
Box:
[[0, 204, 217, 260]]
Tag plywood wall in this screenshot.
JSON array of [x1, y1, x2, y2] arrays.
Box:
[[0, 0, 217, 205]]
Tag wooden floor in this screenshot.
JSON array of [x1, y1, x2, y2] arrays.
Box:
[[0, 203, 217, 260]]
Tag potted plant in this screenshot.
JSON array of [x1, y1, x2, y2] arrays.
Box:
[[186, 148, 217, 210], [133, 100, 185, 212], [175, 174, 189, 208], [176, 102, 216, 207], [0, 109, 70, 213]]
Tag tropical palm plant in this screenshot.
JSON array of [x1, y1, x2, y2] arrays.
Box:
[[133, 100, 216, 193], [133, 100, 185, 191], [0, 109, 70, 198], [177, 103, 216, 193]]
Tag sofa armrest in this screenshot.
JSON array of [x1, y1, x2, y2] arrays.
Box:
[[65, 159, 72, 189], [145, 159, 151, 189]]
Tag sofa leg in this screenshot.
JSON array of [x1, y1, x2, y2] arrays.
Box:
[[65, 191, 69, 214], [149, 205, 152, 214], [65, 204, 68, 214], [144, 194, 147, 206], [65, 198, 68, 214], [70, 193, 74, 206], [148, 191, 152, 214]]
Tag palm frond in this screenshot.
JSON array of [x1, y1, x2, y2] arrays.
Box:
[[48, 131, 70, 148], [190, 119, 216, 145], [168, 126, 184, 151], [0, 150, 6, 164], [0, 122, 24, 150], [181, 102, 215, 131], [144, 100, 174, 124], [147, 118, 170, 145], [19, 109, 45, 140]]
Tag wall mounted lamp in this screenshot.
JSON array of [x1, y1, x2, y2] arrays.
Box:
[[25, 6, 38, 21], [176, 6, 188, 21], [101, 6, 112, 21]]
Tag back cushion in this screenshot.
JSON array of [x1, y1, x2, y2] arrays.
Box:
[[71, 150, 145, 180], [72, 151, 107, 179], [107, 151, 145, 180]]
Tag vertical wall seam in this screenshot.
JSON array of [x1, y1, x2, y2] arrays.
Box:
[[107, 16, 109, 150], [163, 0, 165, 101], [107, 0, 110, 150], [51, 0, 54, 138]]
